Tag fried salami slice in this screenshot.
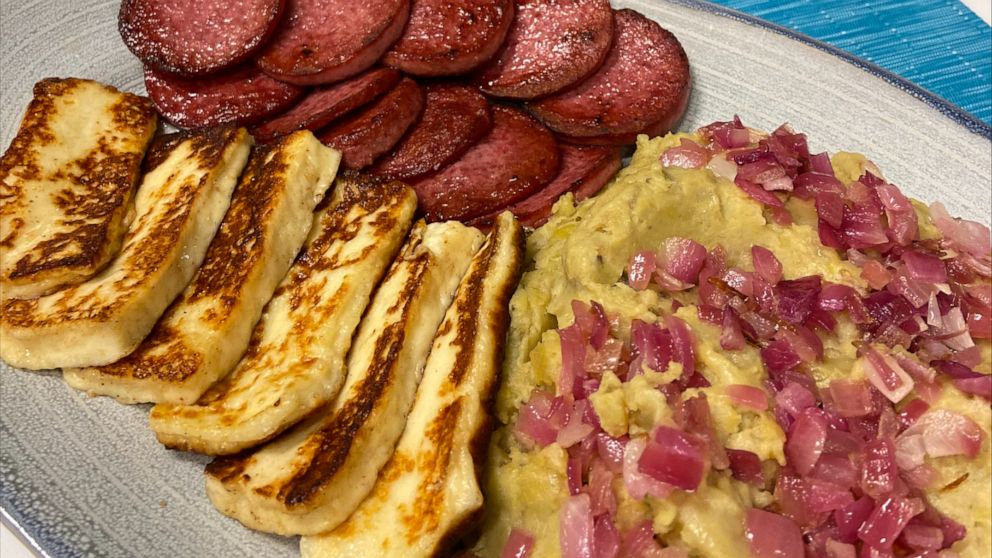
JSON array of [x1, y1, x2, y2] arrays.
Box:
[[258, 0, 410, 85], [144, 65, 303, 129], [369, 84, 491, 181], [318, 77, 425, 170], [383, 0, 514, 76], [475, 0, 613, 100], [527, 9, 691, 139], [468, 143, 620, 228], [251, 68, 400, 143], [410, 105, 559, 222], [119, 0, 285, 75]]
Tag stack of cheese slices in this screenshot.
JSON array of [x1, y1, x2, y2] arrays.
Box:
[[0, 77, 525, 557]]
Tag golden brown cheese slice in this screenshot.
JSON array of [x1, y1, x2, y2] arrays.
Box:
[[0, 78, 157, 300], [301, 212, 524, 558], [62, 131, 341, 404], [148, 177, 418, 455], [0, 127, 252, 370], [203, 220, 485, 536]]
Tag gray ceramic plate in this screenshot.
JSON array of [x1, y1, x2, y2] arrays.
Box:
[[1, 1, 990, 557]]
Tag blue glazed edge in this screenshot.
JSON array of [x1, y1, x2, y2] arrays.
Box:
[[669, 0, 992, 140], [2, 3, 990, 558]]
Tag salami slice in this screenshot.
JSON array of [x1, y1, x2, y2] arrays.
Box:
[[119, 0, 285, 75], [258, 0, 410, 85], [318, 77, 425, 170], [251, 68, 400, 143], [410, 105, 559, 222], [475, 0, 614, 100], [527, 9, 690, 139], [383, 0, 514, 76], [467, 143, 620, 228], [369, 84, 491, 181], [144, 65, 303, 129]]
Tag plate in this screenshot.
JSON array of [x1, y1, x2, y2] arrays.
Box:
[[1, 1, 990, 556]]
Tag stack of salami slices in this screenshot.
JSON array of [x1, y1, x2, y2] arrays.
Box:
[[121, 0, 691, 227]]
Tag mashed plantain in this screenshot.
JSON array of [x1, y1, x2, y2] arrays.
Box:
[[474, 132, 991, 558]]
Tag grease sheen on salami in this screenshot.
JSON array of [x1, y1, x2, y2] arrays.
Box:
[[383, 0, 514, 76], [119, 0, 285, 75], [251, 68, 401, 143], [144, 65, 303, 129], [258, 0, 410, 85], [369, 84, 492, 181], [318, 77, 425, 170], [475, 0, 614, 100], [410, 105, 559, 222], [527, 9, 690, 140]]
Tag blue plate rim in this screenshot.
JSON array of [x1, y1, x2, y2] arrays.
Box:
[[672, 0, 992, 140]]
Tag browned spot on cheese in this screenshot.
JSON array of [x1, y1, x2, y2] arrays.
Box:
[[401, 399, 463, 542]]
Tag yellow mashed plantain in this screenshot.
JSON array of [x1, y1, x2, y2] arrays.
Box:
[[474, 133, 991, 558]]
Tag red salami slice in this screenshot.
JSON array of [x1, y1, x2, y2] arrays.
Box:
[[119, 0, 285, 75], [258, 0, 410, 85], [251, 68, 400, 143], [475, 0, 614, 100], [527, 9, 690, 139], [410, 105, 559, 222], [144, 65, 303, 129], [467, 143, 620, 228], [318, 77, 425, 169], [369, 84, 491, 181], [383, 0, 514, 76]]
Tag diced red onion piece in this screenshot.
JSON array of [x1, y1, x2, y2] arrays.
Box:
[[827, 379, 875, 418], [706, 153, 738, 182], [618, 520, 665, 558], [900, 523, 944, 551], [727, 384, 768, 411], [662, 237, 708, 284], [751, 245, 784, 284], [558, 399, 595, 448], [834, 496, 875, 544], [763, 176, 794, 192], [720, 307, 746, 350], [776, 275, 822, 325], [953, 375, 992, 400], [902, 409, 984, 459], [931, 307, 975, 352], [560, 325, 586, 399], [862, 348, 915, 403], [592, 514, 620, 558], [860, 438, 899, 499], [638, 427, 705, 492], [902, 250, 947, 284], [776, 382, 816, 418], [623, 437, 673, 501], [596, 433, 627, 474], [861, 260, 892, 290], [661, 138, 710, 169], [807, 479, 855, 513], [727, 449, 764, 485], [744, 509, 805, 558], [809, 152, 834, 175], [516, 390, 561, 447], [785, 408, 828, 475], [819, 283, 856, 312], [572, 300, 610, 351], [735, 176, 792, 225], [560, 494, 595, 558], [502, 528, 536, 558], [664, 315, 696, 379], [876, 183, 919, 246], [627, 251, 658, 291], [857, 496, 925, 550]]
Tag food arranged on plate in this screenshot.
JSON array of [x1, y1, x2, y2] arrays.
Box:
[[0, 1, 990, 558]]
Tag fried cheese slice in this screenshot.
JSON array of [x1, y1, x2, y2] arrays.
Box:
[[301, 211, 524, 558], [0, 127, 251, 370], [63, 131, 340, 404], [148, 177, 418, 455], [0, 78, 158, 300], [203, 220, 485, 536]]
